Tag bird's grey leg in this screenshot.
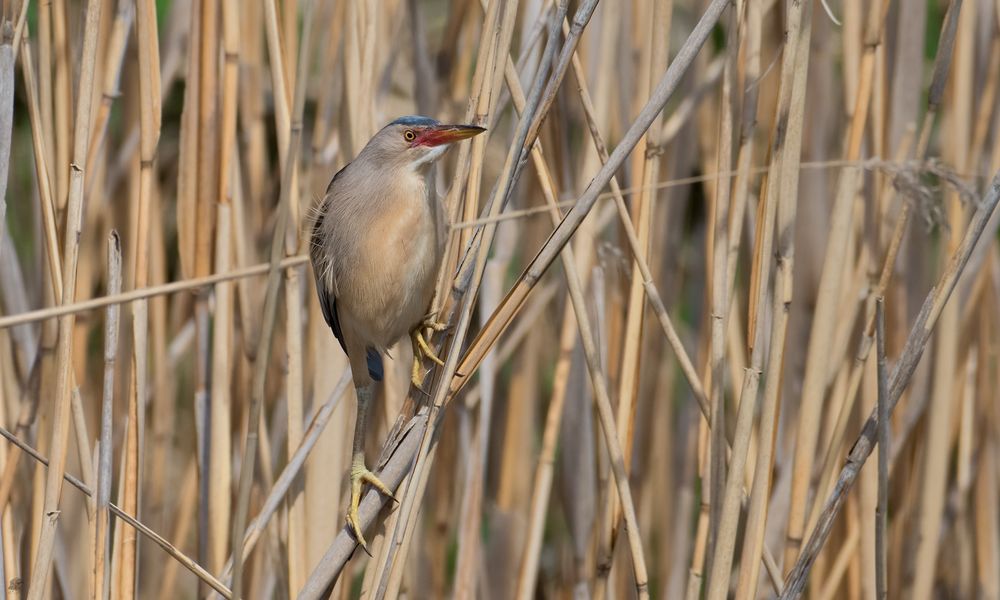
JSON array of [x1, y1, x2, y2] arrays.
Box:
[[346, 383, 396, 554]]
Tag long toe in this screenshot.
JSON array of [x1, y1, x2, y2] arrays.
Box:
[[346, 506, 370, 556], [421, 312, 449, 331], [361, 470, 398, 503], [411, 356, 426, 389], [413, 331, 446, 366]]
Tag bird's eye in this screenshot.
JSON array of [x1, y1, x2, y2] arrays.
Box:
[[404, 130, 416, 141]]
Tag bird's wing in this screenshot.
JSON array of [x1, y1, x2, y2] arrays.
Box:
[[311, 164, 387, 383], [311, 164, 349, 354], [311, 214, 347, 354]]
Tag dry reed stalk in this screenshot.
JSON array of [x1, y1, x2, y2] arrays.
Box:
[[261, 0, 301, 589], [608, 0, 671, 571], [50, 0, 69, 214], [495, 28, 643, 596], [156, 460, 198, 600], [451, 0, 726, 416], [686, 422, 713, 600], [702, 4, 741, 595], [277, 0, 315, 590], [781, 166, 1000, 597], [783, 0, 890, 574], [428, 0, 503, 325], [208, 194, 234, 570], [84, 0, 132, 191], [0, 255, 311, 330], [0, 425, 231, 597], [36, 0, 55, 206], [192, 1, 220, 585], [215, 371, 350, 589], [68, 386, 94, 510], [25, 0, 103, 593], [202, 0, 238, 578], [910, 2, 975, 597], [110, 1, 160, 596], [93, 232, 122, 600], [306, 3, 731, 594], [0, 22, 10, 252], [297, 411, 428, 599], [377, 5, 554, 593], [229, 2, 314, 594], [733, 0, 813, 592], [18, 33, 62, 314], [451, 256, 503, 597], [783, 4, 964, 588], [455, 0, 507, 255], [875, 296, 888, 600], [2, 0, 997, 596]]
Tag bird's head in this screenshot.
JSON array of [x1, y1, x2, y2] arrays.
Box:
[[367, 115, 486, 170]]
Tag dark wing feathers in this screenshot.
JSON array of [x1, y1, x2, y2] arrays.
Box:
[[312, 163, 384, 382], [366, 349, 384, 381]]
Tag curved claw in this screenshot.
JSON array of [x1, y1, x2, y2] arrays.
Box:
[[346, 508, 372, 556], [413, 330, 445, 366], [346, 464, 397, 555], [411, 328, 447, 389]]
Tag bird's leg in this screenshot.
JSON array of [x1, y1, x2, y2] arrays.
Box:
[[409, 313, 450, 387], [346, 383, 397, 554]]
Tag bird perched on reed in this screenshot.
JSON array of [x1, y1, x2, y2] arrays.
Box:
[[309, 115, 485, 551]]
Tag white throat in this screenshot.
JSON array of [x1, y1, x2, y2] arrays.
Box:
[[410, 145, 448, 170]]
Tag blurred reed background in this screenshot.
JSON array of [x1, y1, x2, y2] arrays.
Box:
[[0, 0, 999, 598]]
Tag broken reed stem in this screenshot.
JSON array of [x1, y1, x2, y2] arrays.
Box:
[[780, 168, 1000, 598], [27, 0, 104, 593]]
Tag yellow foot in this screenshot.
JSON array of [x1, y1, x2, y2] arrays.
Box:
[[419, 312, 449, 332], [410, 326, 446, 388], [346, 463, 397, 554]]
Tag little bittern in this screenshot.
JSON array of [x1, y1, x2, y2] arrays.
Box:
[[309, 115, 485, 551]]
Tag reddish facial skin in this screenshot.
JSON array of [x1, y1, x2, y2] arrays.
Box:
[[412, 124, 486, 147]]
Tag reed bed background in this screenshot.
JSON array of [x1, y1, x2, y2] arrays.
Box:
[[0, 0, 999, 598]]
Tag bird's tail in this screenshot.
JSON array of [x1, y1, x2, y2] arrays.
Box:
[[366, 347, 384, 382]]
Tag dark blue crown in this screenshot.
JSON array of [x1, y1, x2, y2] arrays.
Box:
[[389, 115, 439, 127]]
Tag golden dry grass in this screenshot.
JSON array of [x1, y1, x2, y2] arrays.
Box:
[[0, 0, 999, 598]]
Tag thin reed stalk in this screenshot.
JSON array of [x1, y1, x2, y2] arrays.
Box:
[[26, 0, 104, 593]]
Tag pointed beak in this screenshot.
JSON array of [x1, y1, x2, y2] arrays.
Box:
[[417, 124, 486, 147]]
